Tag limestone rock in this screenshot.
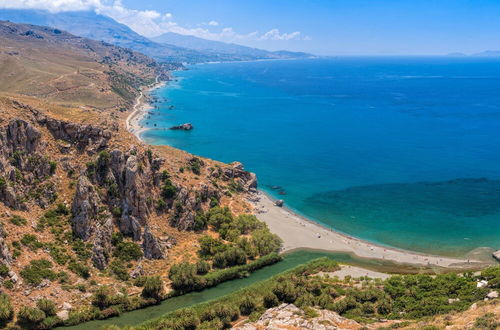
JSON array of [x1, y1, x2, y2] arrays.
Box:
[[493, 250, 500, 261], [91, 218, 113, 270], [71, 176, 102, 240], [236, 304, 362, 330], [142, 227, 176, 259], [487, 291, 498, 299], [169, 123, 193, 130]]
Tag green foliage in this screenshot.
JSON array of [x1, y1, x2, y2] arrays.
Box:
[[0, 177, 6, 190], [251, 229, 282, 256], [92, 286, 113, 310], [169, 262, 201, 292], [20, 259, 57, 285], [49, 160, 57, 175], [160, 174, 177, 199], [196, 260, 211, 275], [480, 266, 500, 288], [239, 296, 257, 315], [10, 215, 27, 226], [37, 299, 57, 317], [111, 232, 124, 246], [21, 234, 44, 251], [109, 259, 129, 281], [17, 306, 46, 328], [189, 157, 204, 175], [113, 241, 143, 261], [474, 312, 499, 330], [0, 263, 9, 276], [3, 279, 13, 289], [72, 239, 92, 261], [0, 293, 14, 325], [198, 235, 227, 258], [141, 276, 164, 301], [68, 261, 91, 279]]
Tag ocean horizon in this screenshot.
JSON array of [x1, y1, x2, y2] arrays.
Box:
[[141, 57, 500, 257]]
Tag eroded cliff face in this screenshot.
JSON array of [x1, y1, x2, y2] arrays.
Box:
[[0, 97, 258, 312]]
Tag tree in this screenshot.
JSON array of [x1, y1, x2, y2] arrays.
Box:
[[142, 276, 164, 301], [169, 262, 202, 291]]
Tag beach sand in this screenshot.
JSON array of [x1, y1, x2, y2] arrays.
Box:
[[250, 191, 493, 269], [126, 79, 166, 139]]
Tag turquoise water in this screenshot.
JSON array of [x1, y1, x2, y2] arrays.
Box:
[[142, 57, 500, 256]]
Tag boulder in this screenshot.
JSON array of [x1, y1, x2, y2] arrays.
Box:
[[493, 250, 500, 261], [487, 291, 498, 299], [169, 123, 193, 130], [275, 199, 284, 207], [142, 227, 176, 259]]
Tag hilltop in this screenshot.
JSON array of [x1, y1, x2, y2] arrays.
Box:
[[0, 9, 313, 63]]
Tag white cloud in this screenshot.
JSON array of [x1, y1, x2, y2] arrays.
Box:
[[0, 0, 305, 44]]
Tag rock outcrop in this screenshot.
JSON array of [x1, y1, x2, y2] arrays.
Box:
[[493, 250, 500, 262], [71, 176, 102, 240], [169, 123, 193, 130], [236, 304, 362, 330], [142, 227, 176, 259], [0, 223, 12, 265]]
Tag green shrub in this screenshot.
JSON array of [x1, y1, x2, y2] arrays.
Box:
[[109, 260, 129, 281], [21, 234, 44, 251], [0, 263, 9, 276], [0, 293, 14, 325], [161, 179, 177, 199], [20, 259, 57, 285], [474, 312, 499, 330], [49, 161, 57, 175], [68, 261, 91, 279], [10, 215, 27, 226], [481, 266, 500, 288], [263, 292, 279, 308], [113, 241, 143, 261], [0, 177, 6, 190], [111, 232, 124, 246], [92, 286, 113, 310], [169, 262, 202, 292], [239, 296, 257, 315], [37, 298, 57, 316], [196, 260, 211, 275], [17, 306, 46, 328], [72, 239, 91, 260], [141, 276, 164, 301], [3, 279, 13, 289], [198, 235, 227, 258], [251, 229, 282, 256]]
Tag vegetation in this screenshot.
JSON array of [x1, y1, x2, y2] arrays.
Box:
[[138, 260, 497, 330], [10, 215, 27, 226], [141, 276, 164, 302], [17, 306, 46, 328], [20, 259, 57, 285], [113, 241, 143, 261], [0, 294, 14, 326]]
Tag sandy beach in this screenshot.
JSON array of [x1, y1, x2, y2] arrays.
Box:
[[126, 78, 166, 139], [250, 191, 494, 269]]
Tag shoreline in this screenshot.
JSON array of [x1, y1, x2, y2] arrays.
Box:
[[250, 190, 494, 269], [126, 78, 495, 271], [126, 77, 166, 139]]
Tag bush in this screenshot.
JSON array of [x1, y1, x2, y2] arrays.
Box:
[[0, 263, 9, 276], [21, 234, 44, 251], [109, 260, 129, 281], [251, 229, 282, 256], [239, 296, 257, 315], [111, 232, 124, 246], [142, 276, 164, 301], [10, 215, 27, 226], [20, 259, 57, 285], [161, 179, 177, 199], [37, 299, 57, 316], [263, 292, 279, 308], [68, 261, 91, 279], [17, 306, 46, 328], [92, 286, 113, 309], [198, 236, 227, 258], [113, 241, 143, 261], [481, 266, 500, 288], [196, 260, 211, 275], [0, 293, 14, 326], [169, 262, 202, 291]]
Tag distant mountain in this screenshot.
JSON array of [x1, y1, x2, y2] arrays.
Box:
[[0, 9, 312, 63], [472, 50, 500, 57], [152, 32, 312, 59], [446, 52, 467, 57]]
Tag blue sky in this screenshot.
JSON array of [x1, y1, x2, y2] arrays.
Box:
[[1, 0, 500, 55]]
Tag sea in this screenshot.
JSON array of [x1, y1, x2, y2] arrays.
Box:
[[141, 57, 500, 257]]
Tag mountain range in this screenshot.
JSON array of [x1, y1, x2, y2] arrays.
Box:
[[0, 9, 312, 63]]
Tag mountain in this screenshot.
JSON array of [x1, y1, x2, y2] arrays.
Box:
[[472, 50, 500, 57], [0, 9, 312, 63], [152, 32, 312, 59]]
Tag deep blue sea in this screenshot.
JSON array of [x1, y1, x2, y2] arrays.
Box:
[[141, 57, 500, 256]]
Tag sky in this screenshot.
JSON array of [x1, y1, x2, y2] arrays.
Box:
[[1, 0, 500, 55]]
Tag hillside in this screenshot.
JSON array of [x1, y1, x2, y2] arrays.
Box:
[[0, 9, 312, 63], [0, 21, 282, 328]]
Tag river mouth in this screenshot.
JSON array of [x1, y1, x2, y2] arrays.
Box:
[[60, 249, 477, 329]]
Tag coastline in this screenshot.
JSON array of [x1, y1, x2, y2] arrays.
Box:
[[250, 190, 493, 269], [126, 77, 166, 139], [126, 78, 495, 271]]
